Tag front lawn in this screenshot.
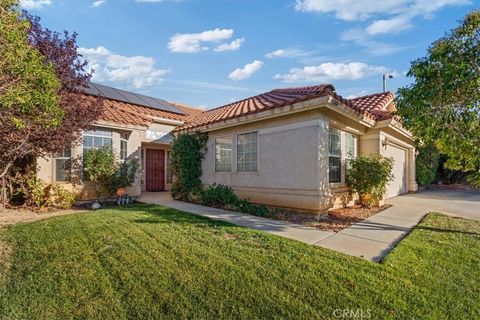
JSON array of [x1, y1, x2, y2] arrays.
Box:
[[0, 205, 479, 319]]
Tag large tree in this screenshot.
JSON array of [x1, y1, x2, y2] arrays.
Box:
[[0, 0, 62, 189], [0, 1, 103, 206], [396, 11, 480, 186]]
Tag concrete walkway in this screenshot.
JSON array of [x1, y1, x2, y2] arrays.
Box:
[[138, 190, 480, 263], [137, 192, 335, 245], [315, 190, 480, 262]]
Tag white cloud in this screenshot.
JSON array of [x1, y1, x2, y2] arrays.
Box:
[[296, 0, 470, 36], [168, 28, 241, 53], [341, 28, 409, 56], [266, 48, 312, 59], [20, 0, 52, 9], [214, 38, 245, 52], [274, 62, 389, 83], [78, 46, 170, 89], [92, 0, 105, 7], [366, 15, 413, 35], [229, 60, 264, 80]]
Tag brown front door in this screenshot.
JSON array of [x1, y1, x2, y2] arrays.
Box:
[[146, 149, 165, 191]]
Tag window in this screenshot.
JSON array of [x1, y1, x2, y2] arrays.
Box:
[[345, 132, 357, 171], [329, 128, 342, 183], [215, 137, 232, 172], [120, 133, 128, 161], [329, 128, 357, 183], [55, 149, 71, 182], [237, 131, 258, 172], [83, 128, 112, 155]]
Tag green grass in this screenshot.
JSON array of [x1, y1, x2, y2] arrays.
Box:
[[0, 205, 479, 319]]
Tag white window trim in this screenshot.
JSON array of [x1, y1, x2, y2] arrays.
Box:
[[83, 128, 113, 153], [214, 135, 233, 173], [235, 130, 259, 173], [120, 132, 128, 162], [54, 150, 72, 182], [329, 128, 358, 187]]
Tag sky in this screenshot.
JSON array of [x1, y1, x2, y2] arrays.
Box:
[[21, 0, 478, 109]]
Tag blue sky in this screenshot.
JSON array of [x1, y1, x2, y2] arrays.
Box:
[[22, 0, 477, 109]]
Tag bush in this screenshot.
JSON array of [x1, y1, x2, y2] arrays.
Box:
[[44, 184, 76, 209], [170, 133, 208, 200], [416, 145, 439, 186], [200, 184, 239, 207], [104, 158, 140, 196], [346, 154, 394, 207], [83, 147, 117, 200], [21, 172, 76, 209]]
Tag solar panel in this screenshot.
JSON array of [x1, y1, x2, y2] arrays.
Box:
[[80, 83, 185, 115]]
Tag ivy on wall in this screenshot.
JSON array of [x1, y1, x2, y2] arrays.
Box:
[[169, 132, 208, 200]]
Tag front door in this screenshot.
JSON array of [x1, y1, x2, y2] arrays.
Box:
[[146, 149, 165, 191]]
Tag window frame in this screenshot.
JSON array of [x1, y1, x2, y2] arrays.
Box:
[[82, 128, 113, 154], [120, 132, 128, 161], [328, 128, 358, 185], [236, 131, 259, 173], [54, 149, 72, 182], [328, 128, 342, 183], [215, 135, 233, 172]]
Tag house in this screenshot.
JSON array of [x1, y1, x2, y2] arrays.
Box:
[[37, 83, 417, 212]]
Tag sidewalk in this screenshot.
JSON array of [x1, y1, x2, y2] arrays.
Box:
[[137, 192, 334, 245], [138, 190, 480, 263]]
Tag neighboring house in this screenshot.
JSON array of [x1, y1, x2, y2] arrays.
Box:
[[37, 83, 417, 212]]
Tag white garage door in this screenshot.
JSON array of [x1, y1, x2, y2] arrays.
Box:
[[384, 144, 407, 198]]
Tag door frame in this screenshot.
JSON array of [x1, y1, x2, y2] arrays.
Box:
[[145, 148, 166, 191]]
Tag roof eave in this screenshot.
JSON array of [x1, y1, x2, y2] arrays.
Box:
[[177, 95, 332, 133], [374, 118, 414, 140]]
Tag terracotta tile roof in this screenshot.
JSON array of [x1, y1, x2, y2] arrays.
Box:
[[168, 102, 204, 117], [178, 84, 339, 130], [347, 92, 395, 121], [84, 95, 196, 127]]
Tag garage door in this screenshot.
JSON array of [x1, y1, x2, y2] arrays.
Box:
[[384, 144, 407, 198]]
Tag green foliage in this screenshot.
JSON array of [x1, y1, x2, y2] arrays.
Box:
[[396, 11, 480, 187], [194, 183, 269, 217], [416, 145, 440, 186], [83, 147, 117, 199], [170, 133, 208, 200], [83, 147, 140, 199], [104, 159, 140, 196], [346, 154, 394, 207], [18, 171, 76, 209], [0, 0, 62, 127], [200, 184, 239, 208]]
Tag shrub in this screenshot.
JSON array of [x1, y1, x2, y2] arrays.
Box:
[[104, 158, 140, 196], [416, 145, 439, 186], [196, 184, 269, 217], [346, 154, 394, 207], [170, 133, 208, 200], [200, 184, 239, 207], [83, 147, 117, 200], [44, 184, 76, 209]]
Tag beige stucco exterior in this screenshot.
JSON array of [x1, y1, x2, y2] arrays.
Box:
[[198, 99, 418, 213], [37, 118, 177, 201], [37, 94, 417, 212]]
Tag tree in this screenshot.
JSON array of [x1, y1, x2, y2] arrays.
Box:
[[0, 0, 62, 205], [396, 11, 480, 187], [0, 1, 103, 206]]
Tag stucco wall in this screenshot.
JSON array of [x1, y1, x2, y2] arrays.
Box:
[[37, 120, 176, 201], [201, 109, 335, 212]]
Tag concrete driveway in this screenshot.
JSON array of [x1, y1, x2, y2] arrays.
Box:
[[316, 189, 480, 262], [388, 190, 480, 220]]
